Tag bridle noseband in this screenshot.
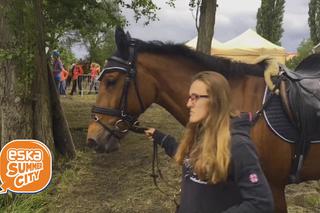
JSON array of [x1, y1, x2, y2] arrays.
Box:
[[91, 39, 147, 138]]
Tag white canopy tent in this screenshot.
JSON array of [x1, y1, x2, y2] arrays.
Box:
[[185, 36, 224, 49]]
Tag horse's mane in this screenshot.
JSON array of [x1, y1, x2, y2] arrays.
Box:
[[135, 40, 267, 78]]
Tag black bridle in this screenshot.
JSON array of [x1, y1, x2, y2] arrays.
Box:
[[91, 39, 180, 207], [91, 39, 147, 138]]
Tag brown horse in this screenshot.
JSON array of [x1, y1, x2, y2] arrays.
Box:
[[87, 28, 320, 212]]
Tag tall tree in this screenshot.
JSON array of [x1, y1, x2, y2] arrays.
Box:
[[309, 0, 320, 45], [44, 0, 124, 53], [285, 39, 314, 69], [0, 0, 75, 157], [256, 0, 285, 45], [190, 0, 217, 54]]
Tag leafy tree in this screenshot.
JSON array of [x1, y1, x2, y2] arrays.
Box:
[[59, 47, 77, 70], [308, 0, 320, 45], [285, 39, 314, 69], [256, 0, 285, 45], [75, 2, 120, 64], [86, 30, 116, 66], [44, 0, 124, 53]]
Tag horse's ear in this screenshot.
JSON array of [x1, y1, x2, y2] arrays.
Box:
[[126, 31, 132, 40], [115, 27, 128, 54]]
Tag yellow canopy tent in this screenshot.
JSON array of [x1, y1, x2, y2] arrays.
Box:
[[212, 29, 286, 64]]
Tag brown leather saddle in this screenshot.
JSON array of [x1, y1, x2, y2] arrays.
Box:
[[277, 53, 320, 183]]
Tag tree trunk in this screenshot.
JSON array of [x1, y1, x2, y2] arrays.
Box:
[[32, 0, 55, 150], [0, 0, 75, 158], [48, 63, 75, 158], [0, 1, 33, 147], [196, 0, 217, 54]]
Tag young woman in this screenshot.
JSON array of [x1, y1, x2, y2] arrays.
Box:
[[145, 71, 274, 213]]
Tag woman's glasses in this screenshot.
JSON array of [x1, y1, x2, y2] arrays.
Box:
[[187, 93, 209, 104]]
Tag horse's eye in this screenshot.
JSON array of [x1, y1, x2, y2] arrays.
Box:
[[106, 79, 117, 87]]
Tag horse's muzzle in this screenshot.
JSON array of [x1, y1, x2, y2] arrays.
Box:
[[87, 137, 120, 153], [87, 138, 98, 149]]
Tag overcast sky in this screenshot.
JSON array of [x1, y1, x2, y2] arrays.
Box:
[[124, 0, 309, 52], [73, 0, 310, 58]]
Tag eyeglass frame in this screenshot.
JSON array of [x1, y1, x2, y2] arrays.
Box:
[[187, 93, 209, 104]]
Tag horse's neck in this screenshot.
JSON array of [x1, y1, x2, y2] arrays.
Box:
[[139, 54, 265, 124], [229, 76, 265, 112]]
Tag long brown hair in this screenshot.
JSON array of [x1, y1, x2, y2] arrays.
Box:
[[175, 71, 238, 184]]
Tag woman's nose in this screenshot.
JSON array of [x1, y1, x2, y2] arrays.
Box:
[[186, 99, 192, 108]]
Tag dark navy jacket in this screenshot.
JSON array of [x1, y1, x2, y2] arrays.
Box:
[[152, 114, 274, 213]]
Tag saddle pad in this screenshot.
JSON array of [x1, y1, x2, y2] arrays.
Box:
[[262, 87, 320, 144]]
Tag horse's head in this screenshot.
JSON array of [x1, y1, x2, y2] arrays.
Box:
[[87, 27, 157, 153]]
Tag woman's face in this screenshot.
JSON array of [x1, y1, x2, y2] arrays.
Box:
[[186, 80, 210, 123]]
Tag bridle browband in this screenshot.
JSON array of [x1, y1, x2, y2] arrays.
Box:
[[91, 39, 147, 138]]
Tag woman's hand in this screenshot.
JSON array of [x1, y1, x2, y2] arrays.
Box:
[[144, 128, 156, 141]]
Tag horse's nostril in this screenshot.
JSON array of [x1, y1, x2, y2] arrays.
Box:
[[87, 138, 98, 148]]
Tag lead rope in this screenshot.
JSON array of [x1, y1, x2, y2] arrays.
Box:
[[151, 141, 180, 208]]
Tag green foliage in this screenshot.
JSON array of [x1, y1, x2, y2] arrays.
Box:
[[256, 0, 285, 45], [309, 0, 320, 44], [89, 40, 116, 67], [2, 0, 37, 98], [285, 39, 314, 69], [118, 0, 162, 25], [85, 30, 116, 66], [74, 1, 121, 63], [58, 47, 77, 70], [43, 0, 122, 51]]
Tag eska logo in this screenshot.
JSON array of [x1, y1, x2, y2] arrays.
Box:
[[0, 140, 52, 194]]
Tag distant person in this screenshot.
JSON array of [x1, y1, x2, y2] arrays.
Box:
[[144, 71, 274, 213], [52, 50, 63, 91], [66, 63, 75, 91], [88, 62, 100, 94], [70, 63, 83, 95], [59, 67, 69, 96]]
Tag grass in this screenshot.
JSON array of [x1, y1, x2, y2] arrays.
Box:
[[1, 94, 320, 212], [0, 155, 82, 213]]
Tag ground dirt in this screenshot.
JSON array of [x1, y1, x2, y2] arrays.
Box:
[[45, 95, 320, 213]]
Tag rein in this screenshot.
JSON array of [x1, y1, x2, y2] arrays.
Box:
[[151, 140, 180, 208]]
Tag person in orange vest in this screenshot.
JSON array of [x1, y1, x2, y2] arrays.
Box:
[[59, 67, 69, 96], [88, 62, 100, 94], [70, 63, 84, 95]]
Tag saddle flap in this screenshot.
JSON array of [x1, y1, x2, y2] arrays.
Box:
[[299, 78, 320, 100], [286, 77, 320, 141]]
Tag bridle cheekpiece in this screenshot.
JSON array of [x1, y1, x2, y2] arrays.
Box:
[[91, 39, 147, 138]]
